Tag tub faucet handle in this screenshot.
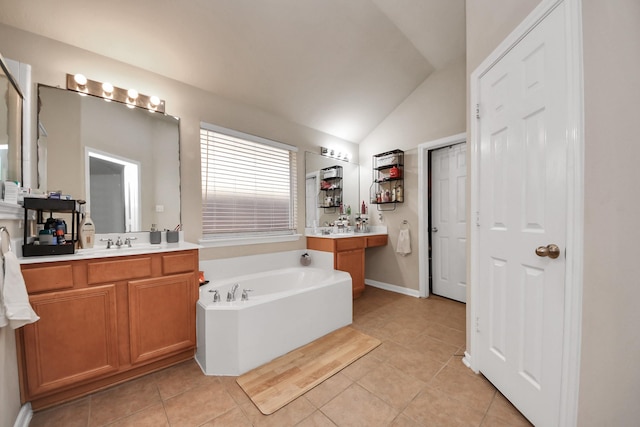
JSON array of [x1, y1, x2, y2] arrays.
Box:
[[210, 289, 220, 302], [241, 289, 253, 301]]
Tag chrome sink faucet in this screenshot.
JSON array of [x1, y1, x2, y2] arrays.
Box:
[[115, 236, 123, 248], [227, 283, 239, 302]]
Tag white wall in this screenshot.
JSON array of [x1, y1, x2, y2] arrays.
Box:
[[0, 327, 21, 427], [579, 0, 640, 424], [359, 55, 466, 290]]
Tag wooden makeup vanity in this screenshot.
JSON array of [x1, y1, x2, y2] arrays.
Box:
[[306, 233, 388, 298]]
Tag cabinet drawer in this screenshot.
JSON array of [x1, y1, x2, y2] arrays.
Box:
[[162, 251, 197, 275], [366, 235, 388, 248], [21, 264, 74, 294], [87, 257, 152, 284], [335, 237, 365, 252]]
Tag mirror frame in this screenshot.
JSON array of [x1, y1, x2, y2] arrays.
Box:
[[0, 53, 24, 185]]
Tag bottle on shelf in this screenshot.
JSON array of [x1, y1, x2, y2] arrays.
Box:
[[79, 212, 96, 249], [396, 184, 404, 202]]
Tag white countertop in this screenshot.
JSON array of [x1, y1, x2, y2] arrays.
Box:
[[304, 226, 387, 239], [18, 232, 201, 264]]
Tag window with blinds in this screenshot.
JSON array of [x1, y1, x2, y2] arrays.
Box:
[[200, 124, 297, 240]]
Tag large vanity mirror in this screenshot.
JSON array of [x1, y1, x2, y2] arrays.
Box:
[[38, 85, 181, 233], [304, 152, 359, 228], [0, 55, 23, 185]]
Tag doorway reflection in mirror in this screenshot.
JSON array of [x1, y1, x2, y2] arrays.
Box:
[[86, 149, 140, 233]]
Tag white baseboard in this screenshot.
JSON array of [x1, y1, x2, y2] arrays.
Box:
[[14, 403, 32, 427], [462, 351, 479, 374], [364, 279, 421, 298]]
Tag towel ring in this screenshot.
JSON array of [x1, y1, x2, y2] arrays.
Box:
[[0, 226, 10, 257], [400, 220, 410, 230]]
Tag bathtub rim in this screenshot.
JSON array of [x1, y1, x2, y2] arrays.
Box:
[[198, 266, 351, 310]]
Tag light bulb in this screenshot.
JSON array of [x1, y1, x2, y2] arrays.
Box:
[[74, 73, 87, 87], [127, 88, 139, 100], [102, 82, 113, 96], [149, 95, 160, 107]]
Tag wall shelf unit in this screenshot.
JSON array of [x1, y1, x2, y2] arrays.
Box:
[[22, 197, 79, 256], [317, 165, 343, 213], [369, 149, 404, 211]]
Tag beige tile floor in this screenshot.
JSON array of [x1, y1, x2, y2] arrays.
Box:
[[29, 286, 532, 427]]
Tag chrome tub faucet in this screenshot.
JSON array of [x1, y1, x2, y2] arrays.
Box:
[[227, 284, 239, 302]]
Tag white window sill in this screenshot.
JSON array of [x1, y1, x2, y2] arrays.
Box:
[[198, 234, 302, 248]]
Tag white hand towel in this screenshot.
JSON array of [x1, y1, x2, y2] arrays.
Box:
[[3, 251, 39, 329], [396, 229, 411, 256]]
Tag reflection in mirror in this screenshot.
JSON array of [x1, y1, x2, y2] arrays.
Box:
[[0, 55, 23, 184], [304, 152, 359, 228], [86, 149, 140, 233], [38, 85, 181, 233]]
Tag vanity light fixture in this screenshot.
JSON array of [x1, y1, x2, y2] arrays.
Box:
[[66, 73, 165, 113], [320, 146, 350, 163]]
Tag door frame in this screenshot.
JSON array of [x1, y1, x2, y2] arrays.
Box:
[[418, 132, 466, 298], [468, 0, 584, 425]]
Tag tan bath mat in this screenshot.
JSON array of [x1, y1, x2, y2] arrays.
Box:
[[236, 326, 381, 415]]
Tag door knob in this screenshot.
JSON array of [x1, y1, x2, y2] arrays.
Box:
[[535, 244, 560, 259], [431, 227, 438, 232]]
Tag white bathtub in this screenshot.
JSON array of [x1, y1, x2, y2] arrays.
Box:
[[195, 266, 352, 376]]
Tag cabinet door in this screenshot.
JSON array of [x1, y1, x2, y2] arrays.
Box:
[[336, 248, 365, 298], [128, 273, 197, 364], [21, 285, 119, 398]]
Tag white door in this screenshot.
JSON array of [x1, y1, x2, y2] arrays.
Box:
[[476, 4, 569, 426], [431, 143, 467, 302]]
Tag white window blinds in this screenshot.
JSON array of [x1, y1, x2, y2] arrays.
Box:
[[200, 124, 297, 239]]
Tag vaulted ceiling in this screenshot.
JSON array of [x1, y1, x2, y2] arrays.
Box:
[[0, 0, 465, 142]]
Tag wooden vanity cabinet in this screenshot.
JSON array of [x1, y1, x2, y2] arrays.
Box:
[[17, 249, 199, 410], [307, 235, 387, 298]]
